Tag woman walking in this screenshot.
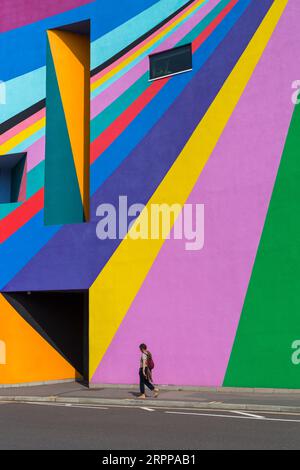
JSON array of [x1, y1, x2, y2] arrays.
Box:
[[138, 343, 159, 399]]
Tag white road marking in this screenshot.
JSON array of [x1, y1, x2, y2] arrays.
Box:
[[165, 411, 300, 423], [140, 407, 155, 412], [231, 410, 265, 419], [4, 401, 300, 421], [22, 402, 108, 410]]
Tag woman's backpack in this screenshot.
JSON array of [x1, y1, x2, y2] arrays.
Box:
[[147, 351, 155, 371]]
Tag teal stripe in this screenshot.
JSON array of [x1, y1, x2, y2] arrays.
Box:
[[27, 161, 44, 199]]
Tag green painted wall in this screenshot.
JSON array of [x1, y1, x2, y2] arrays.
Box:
[[224, 103, 300, 389]]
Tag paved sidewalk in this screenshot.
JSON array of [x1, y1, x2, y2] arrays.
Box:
[[0, 381, 300, 413]]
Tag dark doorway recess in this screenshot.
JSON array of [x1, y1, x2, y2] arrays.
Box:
[[3, 290, 88, 382], [0, 152, 27, 204]]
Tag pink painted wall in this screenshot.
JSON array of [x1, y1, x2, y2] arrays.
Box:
[[92, 0, 297, 386]]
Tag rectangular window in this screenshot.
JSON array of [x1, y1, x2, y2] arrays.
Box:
[[149, 44, 192, 81], [0, 153, 26, 204]]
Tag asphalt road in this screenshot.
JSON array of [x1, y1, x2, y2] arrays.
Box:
[[0, 402, 299, 450]]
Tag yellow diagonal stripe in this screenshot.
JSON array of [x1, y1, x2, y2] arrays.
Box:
[[0, 118, 45, 155], [89, 0, 288, 380], [91, 0, 206, 92]]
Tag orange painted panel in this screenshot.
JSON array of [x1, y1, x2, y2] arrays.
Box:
[[0, 294, 75, 384]]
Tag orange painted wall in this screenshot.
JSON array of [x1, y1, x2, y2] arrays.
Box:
[[0, 294, 76, 384]]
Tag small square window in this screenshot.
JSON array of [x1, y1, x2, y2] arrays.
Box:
[[149, 44, 192, 81], [0, 153, 27, 204]]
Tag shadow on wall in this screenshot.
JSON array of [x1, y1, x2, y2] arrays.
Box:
[[3, 291, 88, 381]]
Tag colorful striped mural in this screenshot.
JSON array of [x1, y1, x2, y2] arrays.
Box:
[[1, 0, 300, 388]]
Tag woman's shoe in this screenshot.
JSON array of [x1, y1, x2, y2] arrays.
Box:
[[138, 394, 146, 399], [153, 388, 159, 398]]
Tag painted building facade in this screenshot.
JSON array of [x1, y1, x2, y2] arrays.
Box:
[[1, 0, 300, 388]]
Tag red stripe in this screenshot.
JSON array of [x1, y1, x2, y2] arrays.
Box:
[[90, 78, 168, 163], [0, 189, 44, 244], [1, 0, 238, 243]]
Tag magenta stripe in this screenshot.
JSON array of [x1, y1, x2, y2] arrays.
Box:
[[18, 164, 27, 201], [91, 0, 220, 119]]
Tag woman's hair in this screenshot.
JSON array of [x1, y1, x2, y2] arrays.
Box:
[[139, 343, 147, 351]]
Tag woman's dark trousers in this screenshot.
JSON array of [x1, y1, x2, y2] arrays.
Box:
[[139, 368, 154, 394]]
